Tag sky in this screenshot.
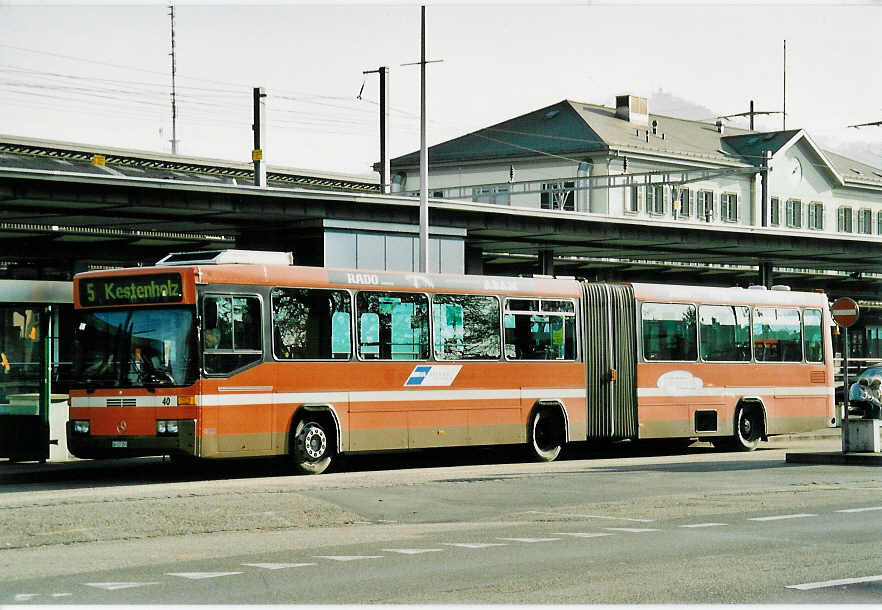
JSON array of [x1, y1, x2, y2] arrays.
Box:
[[1, 1, 881, 178]]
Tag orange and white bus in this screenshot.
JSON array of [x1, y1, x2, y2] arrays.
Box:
[[67, 250, 834, 473]]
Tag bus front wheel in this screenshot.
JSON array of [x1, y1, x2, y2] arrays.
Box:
[[528, 408, 564, 462], [292, 419, 332, 475]]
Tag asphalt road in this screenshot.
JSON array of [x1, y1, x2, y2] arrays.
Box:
[[3, 436, 882, 604]]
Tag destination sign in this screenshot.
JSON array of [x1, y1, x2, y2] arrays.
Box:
[[79, 273, 184, 306]]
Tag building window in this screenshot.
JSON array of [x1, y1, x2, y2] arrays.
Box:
[[877, 211, 882, 236], [698, 190, 714, 222], [770, 196, 780, 226], [674, 187, 691, 219], [472, 185, 510, 206], [627, 186, 640, 214], [785, 198, 802, 228], [858, 208, 873, 234], [647, 184, 665, 215], [540, 181, 575, 211], [838, 206, 853, 233], [807, 202, 824, 230], [720, 193, 738, 222]]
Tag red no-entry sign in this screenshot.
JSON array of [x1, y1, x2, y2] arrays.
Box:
[[831, 297, 860, 328]]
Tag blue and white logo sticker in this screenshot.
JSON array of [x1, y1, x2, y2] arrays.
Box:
[[405, 365, 462, 387]]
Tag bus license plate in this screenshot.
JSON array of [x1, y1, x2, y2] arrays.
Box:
[[112, 440, 128, 448]]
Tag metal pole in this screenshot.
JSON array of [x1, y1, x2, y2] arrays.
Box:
[[169, 4, 179, 154], [252, 87, 267, 188], [749, 100, 754, 131], [783, 40, 787, 130], [418, 5, 429, 273], [380, 67, 390, 195], [842, 327, 850, 453]]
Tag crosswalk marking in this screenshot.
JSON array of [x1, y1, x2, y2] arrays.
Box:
[[313, 555, 384, 561], [85, 582, 159, 590], [497, 537, 560, 543], [442, 542, 508, 549], [553, 532, 615, 538], [836, 506, 882, 513], [748, 514, 817, 522], [787, 574, 882, 590], [679, 523, 728, 528], [381, 548, 444, 555], [167, 572, 242, 580], [242, 563, 316, 570], [604, 527, 660, 533]]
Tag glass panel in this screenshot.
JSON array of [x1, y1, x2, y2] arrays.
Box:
[[641, 302, 697, 361], [433, 294, 500, 360], [203, 296, 262, 375], [753, 307, 802, 362], [803, 309, 824, 363], [506, 299, 540, 312], [504, 313, 574, 360], [385, 235, 414, 272], [324, 231, 356, 268], [272, 288, 351, 359], [699, 305, 751, 361], [542, 300, 575, 313], [0, 306, 42, 411], [74, 307, 197, 388], [356, 233, 385, 271], [356, 292, 429, 360]]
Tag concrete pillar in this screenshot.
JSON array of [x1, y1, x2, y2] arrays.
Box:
[[465, 247, 483, 275], [538, 249, 555, 276]]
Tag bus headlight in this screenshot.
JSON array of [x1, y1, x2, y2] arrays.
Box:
[[156, 419, 179, 436], [72, 420, 90, 435]]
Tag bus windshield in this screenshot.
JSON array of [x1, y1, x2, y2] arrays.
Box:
[[73, 307, 197, 389]]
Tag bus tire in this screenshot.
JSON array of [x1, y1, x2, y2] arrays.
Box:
[[292, 418, 333, 475], [714, 405, 762, 452], [528, 407, 564, 462]]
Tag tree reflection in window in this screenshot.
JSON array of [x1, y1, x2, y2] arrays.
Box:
[[356, 292, 428, 360], [272, 288, 351, 360]]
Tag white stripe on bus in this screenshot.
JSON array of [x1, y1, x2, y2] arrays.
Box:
[[637, 386, 833, 398]]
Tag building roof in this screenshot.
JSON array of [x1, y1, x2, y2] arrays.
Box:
[[391, 98, 882, 189], [0, 134, 379, 193]]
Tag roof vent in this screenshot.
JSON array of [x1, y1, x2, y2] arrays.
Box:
[[748, 285, 768, 290], [615, 94, 648, 126], [156, 249, 293, 266], [771, 284, 791, 291]]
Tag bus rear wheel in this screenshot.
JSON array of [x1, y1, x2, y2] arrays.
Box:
[[528, 408, 564, 462], [292, 418, 333, 475], [713, 406, 762, 452]]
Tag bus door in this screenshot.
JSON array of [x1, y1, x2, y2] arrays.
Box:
[[582, 283, 638, 439]]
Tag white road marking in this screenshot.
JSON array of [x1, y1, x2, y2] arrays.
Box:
[[679, 523, 728, 528], [85, 582, 159, 590], [787, 575, 882, 590], [313, 555, 384, 561], [526, 510, 654, 523], [497, 537, 561, 543], [51, 593, 73, 598], [381, 548, 444, 555], [604, 527, 660, 533], [553, 532, 615, 539], [14, 594, 39, 601], [748, 514, 817, 521], [242, 563, 316, 570], [836, 506, 882, 513], [166, 572, 242, 580], [442, 542, 508, 549]]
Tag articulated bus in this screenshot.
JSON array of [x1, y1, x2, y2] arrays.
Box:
[[67, 250, 835, 473]]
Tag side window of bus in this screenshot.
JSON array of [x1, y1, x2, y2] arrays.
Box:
[[271, 288, 351, 360], [432, 294, 501, 360], [641, 302, 697, 361], [504, 299, 575, 360], [803, 309, 824, 363], [699, 305, 751, 361], [203, 295, 262, 375], [356, 292, 429, 360], [753, 307, 801, 362]]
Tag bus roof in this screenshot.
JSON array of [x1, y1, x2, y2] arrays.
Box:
[[631, 282, 829, 308]]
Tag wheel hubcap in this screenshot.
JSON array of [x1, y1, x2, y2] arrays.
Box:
[[301, 425, 327, 460]]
